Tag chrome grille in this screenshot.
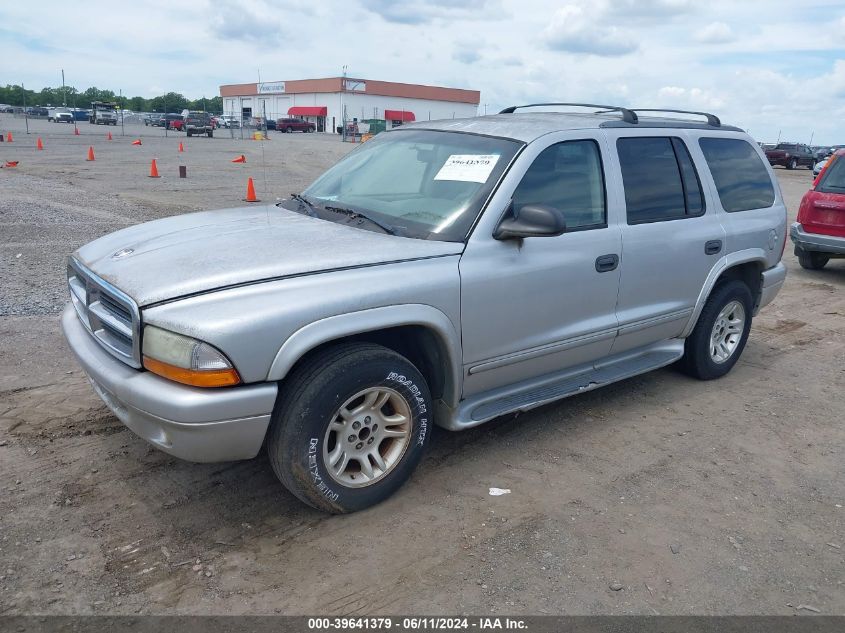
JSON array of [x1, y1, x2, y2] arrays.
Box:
[[67, 258, 141, 367]]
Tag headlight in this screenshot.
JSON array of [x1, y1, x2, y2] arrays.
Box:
[[142, 326, 241, 387]]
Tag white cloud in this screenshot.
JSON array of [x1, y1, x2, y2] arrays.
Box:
[[694, 21, 735, 44], [543, 5, 638, 56]]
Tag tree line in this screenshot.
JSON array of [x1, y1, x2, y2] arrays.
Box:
[[0, 84, 223, 113]]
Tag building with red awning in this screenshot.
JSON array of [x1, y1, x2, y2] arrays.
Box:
[[220, 76, 479, 133]]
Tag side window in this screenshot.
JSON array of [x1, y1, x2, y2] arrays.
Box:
[[617, 137, 705, 224], [698, 138, 776, 212], [511, 139, 606, 230]]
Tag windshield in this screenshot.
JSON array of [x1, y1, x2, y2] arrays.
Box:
[[302, 129, 522, 241]]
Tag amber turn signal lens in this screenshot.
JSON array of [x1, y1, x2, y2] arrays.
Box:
[[143, 356, 241, 388]]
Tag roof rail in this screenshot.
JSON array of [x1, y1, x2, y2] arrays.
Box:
[[499, 103, 638, 124], [630, 109, 721, 127]]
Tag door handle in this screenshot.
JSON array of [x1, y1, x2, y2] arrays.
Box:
[[705, 240, 723, 255], [595, 254, 619, 273]]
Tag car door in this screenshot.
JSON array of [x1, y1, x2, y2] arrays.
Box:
[[603, 131, 726, 354], [459, 133, 623, 396]]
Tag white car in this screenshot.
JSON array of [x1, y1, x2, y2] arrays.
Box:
[[813, 157, 829, 176]]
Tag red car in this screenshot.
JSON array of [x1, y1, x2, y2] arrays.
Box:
[[276, 117, 315, 133], [791, 149, 845, 269]]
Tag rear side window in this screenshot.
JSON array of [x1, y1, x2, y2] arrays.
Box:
[[817, 156, 845, 194], [698, 138, 775, 212], [617, 137, 705, 224]]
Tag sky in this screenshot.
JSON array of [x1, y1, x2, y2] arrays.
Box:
[[2, 0, 845, 144]]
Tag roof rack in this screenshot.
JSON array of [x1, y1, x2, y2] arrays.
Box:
[[630, 109, 721, 127], [499, 103, 638, 124]]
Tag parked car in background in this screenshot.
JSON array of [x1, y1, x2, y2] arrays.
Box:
[[158, 113, 184, 130], [72, 109, 89, 121], [0, 104, 13, 113], [220, 115, 240, 128], [765, 143, 814, 170], [276, 117, 316, 133], [183, 111, 213, 137], [792, 150, 845, 269], [54, 108, 74, 123], [61, 105, 787, 513], [143, 114, 155, 126], [813, 156, 829, 177]]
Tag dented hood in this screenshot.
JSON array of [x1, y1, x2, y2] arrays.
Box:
[[74, 205, 462, 306]]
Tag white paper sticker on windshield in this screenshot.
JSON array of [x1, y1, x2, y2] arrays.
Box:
[[434, 154, 500, 183]]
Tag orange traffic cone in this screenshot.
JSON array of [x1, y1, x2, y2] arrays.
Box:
[[86, 146, 95, 161], [178, 142, 184, 153], [149, 158, 160, 178], [74, 127, 80, 136], [244, 177, 260, 202], [3, 161, 19, 168], [6, 132, 13, 142], [107, 131, 113, 141], [132, 139, 142, 146], [231, 154, 246, 163], [36, 137, 44, 150]]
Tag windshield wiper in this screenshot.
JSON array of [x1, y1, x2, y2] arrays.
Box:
[[288, 193, 318, 217], [323, 205, 399, 236]]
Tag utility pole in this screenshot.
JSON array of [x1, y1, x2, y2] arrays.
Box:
[[120, 88, 125, 136], [61, 69, 67, 106], [341, 64, 348, 139], [22, 83, 29, 134]]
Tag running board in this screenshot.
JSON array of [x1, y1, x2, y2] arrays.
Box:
[[446, 341, 685, 430]]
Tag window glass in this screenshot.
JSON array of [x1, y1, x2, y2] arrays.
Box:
[[511, 140, 606, 230], [817, 156, 845, 193], [672, 138, 704, 216], [699, 138, 776, 212], [617, 137, 691, 223], [303, 129, 521, 241]]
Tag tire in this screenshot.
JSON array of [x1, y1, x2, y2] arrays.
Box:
[[286, 126, 293, 133], [679, 280, 753, 380], [186, 130, 192, 137], [207, 130, 213, 138], [787, 158, 797, 170], [267, 343, 433, 513], [796, 247, 829, 270]]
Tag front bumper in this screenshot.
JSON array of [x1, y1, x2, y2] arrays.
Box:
[[62, 305, 277, 462], [756, 262, 787, 315], [791, 222, 845, 255]]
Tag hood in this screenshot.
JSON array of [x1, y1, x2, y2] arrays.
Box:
[[75, 205, 463, 306]]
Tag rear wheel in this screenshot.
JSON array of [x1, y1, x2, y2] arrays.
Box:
[[797, 248, 829, 270], [286, 126, 293, 133], [787, 158, 797, 170], [679, 280, 753, 380], [267, 343, 432, 513]]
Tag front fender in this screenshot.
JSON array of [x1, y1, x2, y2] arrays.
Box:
[[267, 304, 463, 407]]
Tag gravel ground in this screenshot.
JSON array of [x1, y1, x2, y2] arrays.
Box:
[[0, 115, 843, 616]]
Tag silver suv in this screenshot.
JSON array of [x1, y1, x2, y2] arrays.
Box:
[[62, 103, 787, 513]]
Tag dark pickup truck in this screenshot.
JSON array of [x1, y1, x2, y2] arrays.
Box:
[[765, 143, 814, 170], [184, 111, 213, 137]]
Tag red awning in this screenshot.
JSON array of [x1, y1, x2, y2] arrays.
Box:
[[384, 110, 415, 122], [288, 106, 327, 116]]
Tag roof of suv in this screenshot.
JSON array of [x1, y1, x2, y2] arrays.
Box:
[[408, 109, 743, 143]]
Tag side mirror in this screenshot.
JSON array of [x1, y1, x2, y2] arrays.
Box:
[[494, 204, 567, 240]]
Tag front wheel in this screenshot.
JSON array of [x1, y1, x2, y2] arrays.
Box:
[[267, 343, 433, 513], [286, 126, 293, 133], [787, 158, 797, 170], [679, 280, 753, 380], [797, 248, 829, 270]]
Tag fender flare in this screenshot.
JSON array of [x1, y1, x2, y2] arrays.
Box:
[[266, 304, 463, 407], [681, 248, 768, 338]]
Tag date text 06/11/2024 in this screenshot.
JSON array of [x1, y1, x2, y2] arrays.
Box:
[[306, 617, 528, 630]]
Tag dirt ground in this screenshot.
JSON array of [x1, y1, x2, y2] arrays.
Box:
[[0, 116, 842, 616]]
